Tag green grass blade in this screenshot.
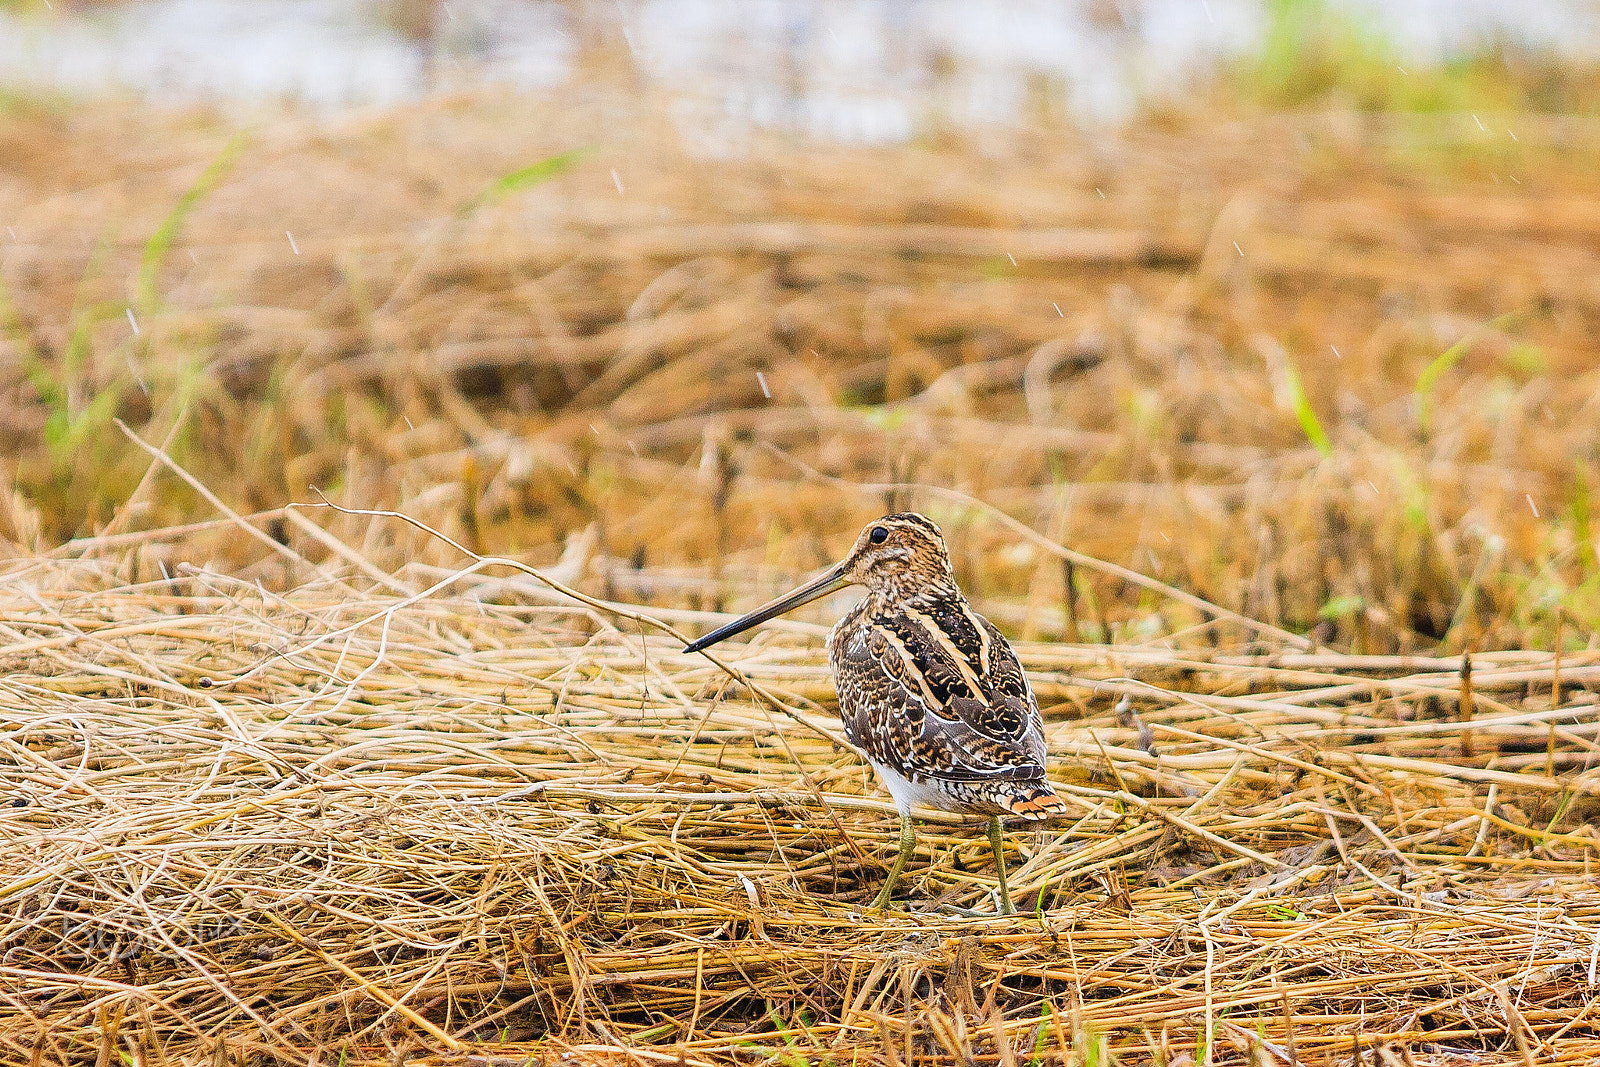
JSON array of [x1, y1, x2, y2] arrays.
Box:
[[1027, 1000, 1051, 1067], [1282, 357, 1332, 457], [1574, 467, 1596, 572], [457, 147, 590, 216], [1415, 307, 1526, 435], [0, 274, 58, 411], [138, 131, 248, 313], [1414, 335, 1472, 436]]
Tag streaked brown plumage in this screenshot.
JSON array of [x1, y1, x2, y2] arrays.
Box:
[[684, 512, 1066, 911]]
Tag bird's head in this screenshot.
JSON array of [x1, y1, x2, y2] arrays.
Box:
[[838, 513, 957, 597], [681, 512, 956, 653]]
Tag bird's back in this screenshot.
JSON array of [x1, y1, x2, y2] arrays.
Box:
[[828, 589, 1065, 819]]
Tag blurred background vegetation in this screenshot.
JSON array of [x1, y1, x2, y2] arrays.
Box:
[[2, 0, 1599, 655]]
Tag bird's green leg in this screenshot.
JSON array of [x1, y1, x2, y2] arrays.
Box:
[[871, 812, 916, 910], [989, 815, 1014, 915]]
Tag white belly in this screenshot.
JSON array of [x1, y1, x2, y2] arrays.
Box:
[[869, 760, 964, 815]]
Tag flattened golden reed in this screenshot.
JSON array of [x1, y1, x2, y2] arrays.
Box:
[[684, 513, 1065, 912]]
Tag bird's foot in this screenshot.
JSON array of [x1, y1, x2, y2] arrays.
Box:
[[929, 887, 1016, 919], [935, 903, 1015, 919], [866, 887, 900, 913]]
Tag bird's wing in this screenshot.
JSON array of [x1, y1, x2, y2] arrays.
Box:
[[834, 600, 1046, 783], [974, 613, 1048, 766]]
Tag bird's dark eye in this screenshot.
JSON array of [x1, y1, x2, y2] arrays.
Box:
[[869, 526, 889, 544]]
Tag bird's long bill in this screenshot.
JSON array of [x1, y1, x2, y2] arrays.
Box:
[[682, 561, 851, 653]]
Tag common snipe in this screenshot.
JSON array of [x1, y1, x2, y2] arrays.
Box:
[[684, 513, 1067, 912]]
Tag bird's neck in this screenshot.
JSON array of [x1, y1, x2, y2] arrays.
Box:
[[862, 575, 963, 613]]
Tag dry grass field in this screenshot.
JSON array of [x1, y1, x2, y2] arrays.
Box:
[[4, 44, 1600, 1067]]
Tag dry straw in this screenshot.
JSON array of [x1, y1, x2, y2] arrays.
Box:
[[4, 93, 1600, 661], [3, 83, 1600, 1066], [4, 491, 1600, 1066]]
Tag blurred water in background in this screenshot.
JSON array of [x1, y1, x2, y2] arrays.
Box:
[[0, 0, 1597, 139]]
